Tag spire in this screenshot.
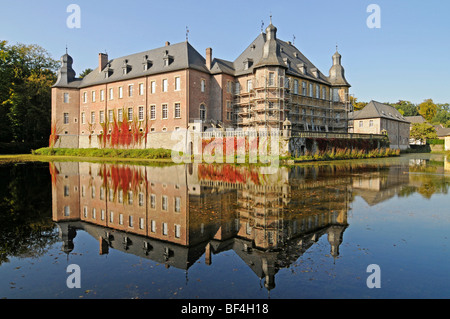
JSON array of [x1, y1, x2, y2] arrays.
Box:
[[254, 20, 285, 69], [53, 51, 77, 87], [328, 47, 350, 87]]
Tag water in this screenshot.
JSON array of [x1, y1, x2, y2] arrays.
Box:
[[0, 154, 449, 299]]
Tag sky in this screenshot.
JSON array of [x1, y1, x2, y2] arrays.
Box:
[[1, 0, 450, 105]]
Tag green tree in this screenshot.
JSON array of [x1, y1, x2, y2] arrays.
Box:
[[410, 122, 438, 143], [79, 68, 93, 78], [391, 100, 418, 117], [418, 99, 437, 122], [0, 41, 58, 147], [350, 96, 368, 111]]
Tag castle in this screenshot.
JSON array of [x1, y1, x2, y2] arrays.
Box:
[[51, 21, 351, 150]]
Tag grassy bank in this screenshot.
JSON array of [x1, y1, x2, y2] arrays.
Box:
[[33, 147, 172, 159], [290, 148, 401, 163]]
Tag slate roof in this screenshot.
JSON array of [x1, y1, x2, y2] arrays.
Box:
[[352, 101, 410, 123], [434, 125, 450, 137], [55, 24, 344, 89], [405, 115, 427, 124]]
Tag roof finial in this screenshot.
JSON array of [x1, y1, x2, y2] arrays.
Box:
[[186, 26, 189, 41], [336, 43, 338, 52], [65, 44, 68, 55], [270, 13, 272, 24], [261, 20, 264, 33]]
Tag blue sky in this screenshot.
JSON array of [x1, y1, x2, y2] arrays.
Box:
[[1, 0, 450, 104]]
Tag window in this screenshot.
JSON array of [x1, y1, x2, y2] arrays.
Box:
[[200, 104, 206, 120], [150, 194, 156, 209], [227, 81, 232, 93], [316, 85, 320, 99], [175, 77, 180, 91], [109, 88, 114, 100], [109, 189, 114, 202], [110, 211, 114, 223], [118, 87, 123, 98], [129, 216, 134, 228], [333, 89, 340, 102], [99, 111, 105, 123], [92, 208, 96, 219], [91, 112, 95, 124], [119, 214, 123, 225], [118, 109, 123, 122], [92, 91, 96, 102], [162, 195, 168, 211], [235, 82, 240, 95], [100, 90, 105, 101], [162, 79, 168, 92], [151, 81, 156, 94], [118, 190, 123, 203], [174, 103, 181, 118], [151, 220, 156, 232], [247, 79, 252, 92], [309, 83, 313, 97], [64, 185, 70, 197], [83, 92, 87, 103], [139, 83, 144, 95], [175, 224, 181, 238], [138, 106, 144, 121], [162, 104, 168, 119], [139, 193, 144, 206], [128, 191, 133, 205], [101, 210, 105, 221], [150, 105, 156, 120], [302, 81, 307, 95], [128, 107, 133, 121], [63, 113, 69, 124], [100, 187, 105, 200], [293, 79, 299, 95], [359, 121, 364, 128], [175, 197, 181, 212], [63, 93, 69, 103], [162, 223, 168, 236], [83, 207, 88, 218], [322, 87, 327, 100], [139, 218, 144, 230], [268, 73, 275, 86], [369, 120, 374, 127], [128, 85, 133, 97], [201, 79, 206, 92], [109, 110, 114, 123]]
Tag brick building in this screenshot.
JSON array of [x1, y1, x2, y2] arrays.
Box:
[[51, 22, 351, 149]]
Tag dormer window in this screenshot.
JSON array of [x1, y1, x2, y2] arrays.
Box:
[[122, 59, 131, 75], [243, 58, 253, 70], [311, 68, 319, 78], [143, 55, 152, 70], [163, 50, 174, 66], [104, 63, 113, 78], [298, 63, 306, 74], [284, 58, 291, 69]]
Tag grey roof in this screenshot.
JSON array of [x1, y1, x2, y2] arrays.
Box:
[[353, 101, 410, 123], [434, 125, 450, 137], [405, 115, 427, 124], [55, 41, 209, 88], [55, 24, 346, 89]]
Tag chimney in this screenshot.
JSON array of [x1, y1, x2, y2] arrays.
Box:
[[99, 53, 108, 72], [206, 47, 212, 70], [165, 41, 170, 46]]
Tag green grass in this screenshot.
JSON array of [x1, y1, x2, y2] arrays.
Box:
[[32, 147, 173, 159], [291, 148, 401, 163]]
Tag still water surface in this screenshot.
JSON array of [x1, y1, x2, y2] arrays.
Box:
[[0, 154, 449, 299]]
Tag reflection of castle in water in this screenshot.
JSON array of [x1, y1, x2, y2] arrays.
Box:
[[51, 160, 427, 291]]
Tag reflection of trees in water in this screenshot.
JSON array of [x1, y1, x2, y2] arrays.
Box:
[[400, 160, 450, 199], [0, 163, 58, 265]]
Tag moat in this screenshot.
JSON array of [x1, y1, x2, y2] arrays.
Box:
[[0, 154, 449, 299]]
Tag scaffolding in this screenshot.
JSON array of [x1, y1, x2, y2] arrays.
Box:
[[234, 71, 349, 132]]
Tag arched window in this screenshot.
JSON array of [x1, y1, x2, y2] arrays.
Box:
[[200, 104, 206, 121]]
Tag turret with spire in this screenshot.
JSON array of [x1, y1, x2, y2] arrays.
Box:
[[53, 50, 77, 87]]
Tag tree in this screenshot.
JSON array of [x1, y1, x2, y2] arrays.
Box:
[[418, 99, 437, 122], [350, 96, 368, 111], [79, 68, 93, 78], [0, 41, 58, 146], [391, 100, 418, 117], [410, 122, 438, 143]]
